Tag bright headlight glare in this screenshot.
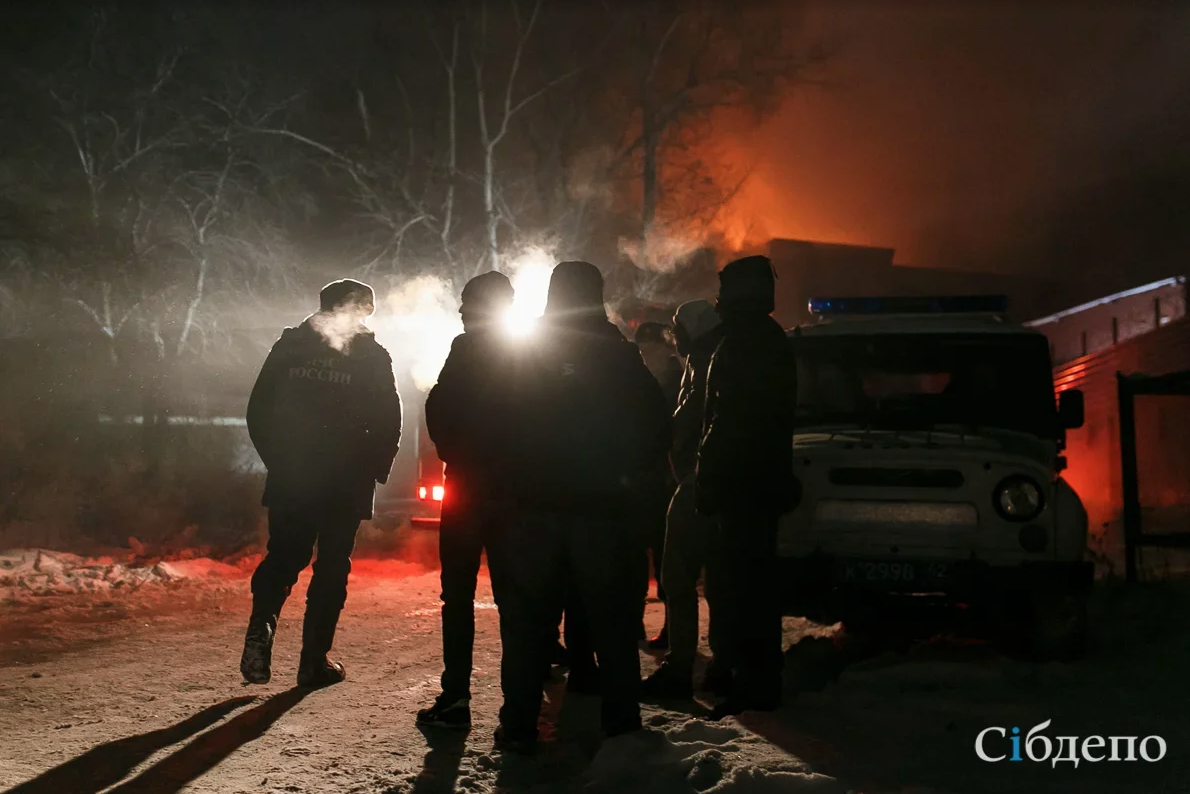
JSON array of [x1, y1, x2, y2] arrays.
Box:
[[993, 476, 1044, 521]]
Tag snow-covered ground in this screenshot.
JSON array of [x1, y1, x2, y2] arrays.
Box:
[[1, 542, 1188, 794]]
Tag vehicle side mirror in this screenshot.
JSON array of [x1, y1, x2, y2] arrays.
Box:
[[1058, 389, 1084, 430]]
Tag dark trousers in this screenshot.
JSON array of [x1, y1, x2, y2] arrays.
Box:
[[250, 503, 360, 658], [715, 511, 783, 705], [492, 512, 643, 740], [644, 491, 670, 604], [662, 477, 729, 671], [551, 589, 597, 676], [438, 496, 505, 701]]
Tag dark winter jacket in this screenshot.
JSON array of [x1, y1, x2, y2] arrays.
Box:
[[424, 329, 517, 506], [671, 325, 725, 483], [654, 356, 684, 415], [508, 317, 673, 518], [697, 316, 798, 517], [246, 318, 402, 519]]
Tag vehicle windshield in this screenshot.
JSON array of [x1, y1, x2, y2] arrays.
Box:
[[792, 332, 1058, 438]]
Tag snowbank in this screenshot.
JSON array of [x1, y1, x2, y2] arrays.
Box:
[[0, 548, 247, 600], [585, 719, 846, 794]]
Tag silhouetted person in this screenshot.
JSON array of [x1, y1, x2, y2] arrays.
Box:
[[241, 279, 402, 688], [696, 256, 799, 719], [491, 261, 670, 753], [641, 299, 731, 700], [417, 272, 517, 730], [633, 321, 683, 649]]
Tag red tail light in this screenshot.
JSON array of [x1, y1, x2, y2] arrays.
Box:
[[418, 484, 445, 502]]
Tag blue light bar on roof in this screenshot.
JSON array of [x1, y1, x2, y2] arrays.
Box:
[[807, 295, 1009, 316]]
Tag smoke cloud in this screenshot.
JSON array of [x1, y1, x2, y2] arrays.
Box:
[[369, 248, 558, 392], [736, 1, 1190, 278], [372, 275, 463, 393]]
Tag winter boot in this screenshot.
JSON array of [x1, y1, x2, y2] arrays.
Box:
[[297, 652, 346, 688], [297, 605, 345, 688], [708, 695, 780, 721], [699, 660, 733, 697], [494, 724, 538, 755], [416, 694, 472, 729], [640, 662, 694, 701], [240, 614, 277, 685]]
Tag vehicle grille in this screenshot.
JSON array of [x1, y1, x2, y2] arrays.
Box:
[[815, 500, 978, 527], [828, 467, 965, 488]]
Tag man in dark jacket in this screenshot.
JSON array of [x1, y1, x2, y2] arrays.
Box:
[[641, 299, 731, 700], [416, 272, 516, 729], [696, 256, 799, 719], [632, 322, 682, 649], [241, 279, 402, 688], [491, 261, 671, 753]]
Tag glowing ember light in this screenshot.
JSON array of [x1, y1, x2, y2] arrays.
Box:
[[503, 247, 553, 336], [418, 486, 427, 500], [431, 485, 445, 502]]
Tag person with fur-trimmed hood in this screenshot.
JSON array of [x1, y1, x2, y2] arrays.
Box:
[[241, 278, 402, 689], [490, 261, 671, 753], [696, 256, 799, 720], [641, 299, 732, 700]]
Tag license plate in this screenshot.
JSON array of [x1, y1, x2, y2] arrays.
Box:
[[837, 559, 950, 586]]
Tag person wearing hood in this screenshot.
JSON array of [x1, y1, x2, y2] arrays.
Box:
[[416, 271, 518, 730], [490, 261, 671, 753], [696, 256, 799, 719], [641, 299, 731, 700], [241, 278, 402, 689]]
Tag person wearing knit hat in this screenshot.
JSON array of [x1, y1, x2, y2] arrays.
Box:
[[640, 299, 732, 701], [697, 255, 800, 720], [417, 271, 518, 730], [241, 277, 402, 689]]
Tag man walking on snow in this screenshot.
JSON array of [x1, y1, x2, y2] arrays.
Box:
[[241, 279, 402, 688], [641, 299, 731, 700], [417, 272, 518, 729], [696, 256, 800, 719]]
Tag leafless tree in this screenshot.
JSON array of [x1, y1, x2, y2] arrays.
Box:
[[467, 0, 588, 274], [601, 2, 831, 272]]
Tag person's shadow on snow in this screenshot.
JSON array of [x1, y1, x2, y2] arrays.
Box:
[[3, 689, 309, 794], [1, 695, 257, 794], [410, 727, 468, 794]]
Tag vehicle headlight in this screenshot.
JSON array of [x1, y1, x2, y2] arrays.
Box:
[[993, 476, 1045, 521]]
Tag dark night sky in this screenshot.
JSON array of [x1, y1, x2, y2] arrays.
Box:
[[4, 1, 1190, 295], [737, 1, 1190, 292]]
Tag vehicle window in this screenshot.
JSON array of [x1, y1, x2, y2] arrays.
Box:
[[793, 333, 1057, 437]]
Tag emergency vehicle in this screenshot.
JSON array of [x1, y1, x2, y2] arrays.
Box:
[[779, 295, 1091, 660]]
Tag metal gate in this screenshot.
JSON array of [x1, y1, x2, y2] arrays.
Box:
[[1118, 370, 1190, 582]]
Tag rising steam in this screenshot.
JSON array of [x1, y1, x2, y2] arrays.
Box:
[[371, 275, 463, 392], [308, 304, 373, 353], [370, 248, 556, 392], [618, 232, 706, 275]]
